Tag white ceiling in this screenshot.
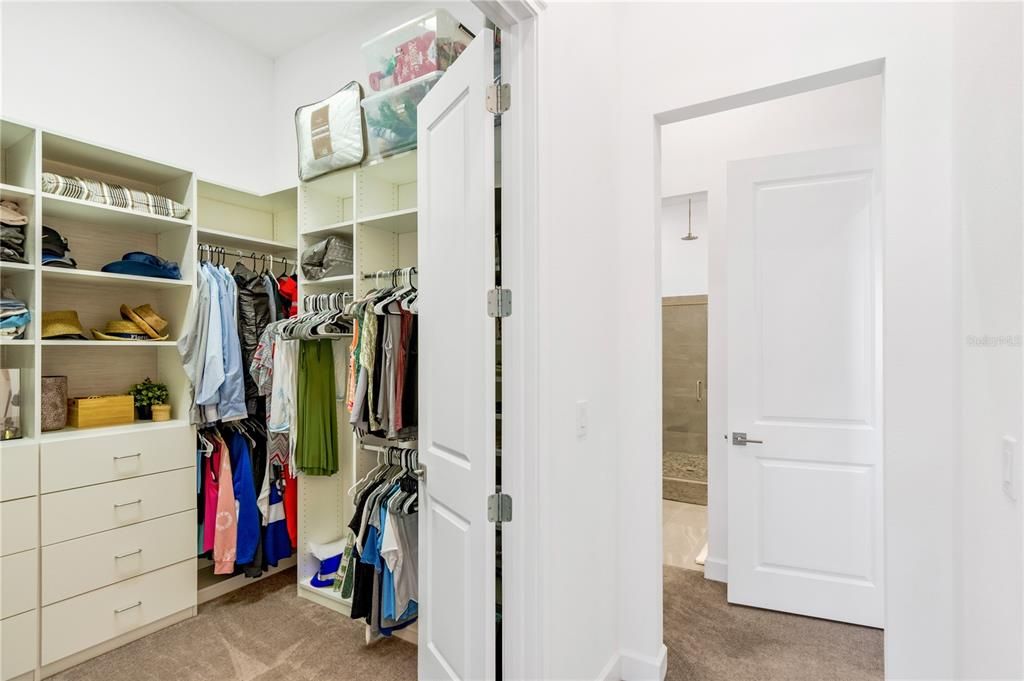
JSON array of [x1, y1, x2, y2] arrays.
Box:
[[172, 2, 415, 59]]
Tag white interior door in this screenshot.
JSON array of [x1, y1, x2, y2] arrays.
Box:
[[726, 146, 883, 628], [417, 30, 497, 681]]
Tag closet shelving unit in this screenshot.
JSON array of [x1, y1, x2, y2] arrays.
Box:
[[295, 150, 418, 621], [193, 179, 300, 604], [0, 118, 204, 681], [0, 119, 197, 443]]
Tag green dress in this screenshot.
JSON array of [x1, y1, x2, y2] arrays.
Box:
[[295, 339, 338, 476]]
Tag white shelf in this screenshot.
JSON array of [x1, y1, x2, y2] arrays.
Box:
[[197, 556, 297, 605], [197, 227, 296, 256], [0, 339, 33, 347], [39, 419, 190, 443], [0, 262, 35, 273], [302, 274, 354, 287], [42, 267, 191, 289], [301, 220, 355, 240], [359, 207, 417, 234], [298, 577, 352, 606], [42, 193, 192, 233], [0, 183, 34, 201], [41, 340, 178, 348]]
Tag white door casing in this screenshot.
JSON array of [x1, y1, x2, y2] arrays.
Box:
[[417, 31, 498, 680], [726, 146, 884, 628]]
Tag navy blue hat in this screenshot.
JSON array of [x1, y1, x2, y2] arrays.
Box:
[[101, 252, 182, 280]]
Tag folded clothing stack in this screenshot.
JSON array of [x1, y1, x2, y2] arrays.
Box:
[[1, 288, 31, 339], [41, 226, 77, 269], [1, 200, 28, 264]]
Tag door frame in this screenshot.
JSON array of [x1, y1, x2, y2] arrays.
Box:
[[469, 2, 545, 681], [650, 56, 888, 637]]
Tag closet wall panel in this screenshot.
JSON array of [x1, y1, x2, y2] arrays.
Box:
[[40, 346, 160, 401]]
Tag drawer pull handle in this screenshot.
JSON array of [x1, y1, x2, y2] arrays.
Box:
[[114, 549, 142, 560], [114, 601, 142, 614], [113, 453, 142, 462], [113, 499, 142, 509]]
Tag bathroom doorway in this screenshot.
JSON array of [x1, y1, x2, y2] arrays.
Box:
[[661, 193, 710, 571]]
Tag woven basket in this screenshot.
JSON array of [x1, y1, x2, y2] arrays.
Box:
[[40, 376, 68, 432]]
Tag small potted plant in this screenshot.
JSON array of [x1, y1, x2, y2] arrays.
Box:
[[128, 378, 169, 421]]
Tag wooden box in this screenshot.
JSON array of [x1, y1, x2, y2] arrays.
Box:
[[67, 395, 135, 428]]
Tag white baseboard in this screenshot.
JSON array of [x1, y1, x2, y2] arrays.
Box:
[[620, 645, 668, 681], [703, 557, 727, 583]]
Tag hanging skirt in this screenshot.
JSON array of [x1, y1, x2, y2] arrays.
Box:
[[295, 339, 339, 476]]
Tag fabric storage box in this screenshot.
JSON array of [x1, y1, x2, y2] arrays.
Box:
[[302, 236, 353, 280], [67, 395, 135, 429], [294, 81, 367, 182], [361, 72, 443, 161], [362, 9, 474, 93]]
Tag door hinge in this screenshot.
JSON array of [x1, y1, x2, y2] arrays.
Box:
[[487, 288, 512, 318], [488, 493, 512, 523], [486, 83, 511, 114]]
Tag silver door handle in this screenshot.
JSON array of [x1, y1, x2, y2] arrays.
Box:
[[113, 453, 142, 461], [114, 549, 142, 560], [114, 601, 142, 614], [696, 380, 703, 403], [413, 468, 426, 481], [113, 499, 142, 509], [731, 432, 763, 446]]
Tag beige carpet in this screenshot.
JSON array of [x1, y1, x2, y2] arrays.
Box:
[[50, 569, 417, 681], [664, 566, 884, 681], [51, 566, 882, 681]]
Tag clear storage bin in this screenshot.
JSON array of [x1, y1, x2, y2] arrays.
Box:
[[361, 71, 443, 161], [361, 9, 474, 93]]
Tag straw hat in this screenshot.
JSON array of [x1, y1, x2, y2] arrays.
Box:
[[92, 319, 167, 342], [119, 304, 169, 340], [41, 310, 87, 339]]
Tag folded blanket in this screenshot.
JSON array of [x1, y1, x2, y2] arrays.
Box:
[[42, 172, 190, 220]]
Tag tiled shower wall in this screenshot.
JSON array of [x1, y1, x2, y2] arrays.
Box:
[[662, 295, 708, 505]]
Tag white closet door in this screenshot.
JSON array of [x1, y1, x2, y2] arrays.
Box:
[[417, 30, 497, 681], [727, 145, 884, 627]]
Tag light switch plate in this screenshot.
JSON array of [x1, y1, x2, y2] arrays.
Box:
[[1002, 436, 1018, 501]]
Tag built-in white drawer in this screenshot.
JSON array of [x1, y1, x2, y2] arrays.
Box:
[[41, 425, 192, 493], [0, 498, 36, 557], [43, 510, 196, 605], [41, 559, 195, 665], [41, 468, 194, 546], [0, 442, 37, 501], [0, 549, 37, 619], [1, 609, 37, 681]]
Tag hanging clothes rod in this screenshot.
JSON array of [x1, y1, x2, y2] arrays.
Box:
[[360, 442, 418, 453], [198, 243, 295, 266], [361, 266, 418, 280]]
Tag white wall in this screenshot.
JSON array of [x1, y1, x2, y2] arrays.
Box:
[[268, 2, 484, 190], [659, 76, 883, 578], [952, 3, 1023, 679], [0, 2, 275, 190], [534, 4, 623, 679], [660, 194, 707, 297], [537, 3, 967, 679]]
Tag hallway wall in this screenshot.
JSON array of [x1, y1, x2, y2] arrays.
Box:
[[539, 3, 962, 678]]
